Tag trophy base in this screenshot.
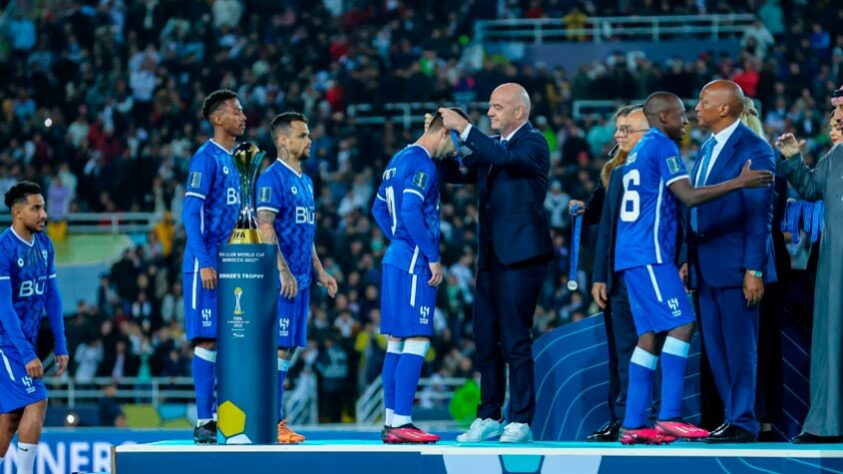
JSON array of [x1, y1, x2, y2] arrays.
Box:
[[229, 228, 263, 244]]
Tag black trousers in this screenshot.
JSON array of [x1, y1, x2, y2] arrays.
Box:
[[474, 248, 547, 424]]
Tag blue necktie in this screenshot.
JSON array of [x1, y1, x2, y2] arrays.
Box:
[[690, 138, 716, 232]]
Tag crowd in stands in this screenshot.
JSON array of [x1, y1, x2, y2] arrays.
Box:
[[2, 0, 841, 423]]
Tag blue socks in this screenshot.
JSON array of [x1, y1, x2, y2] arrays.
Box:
[[392, 340, 429, 427], [278, 357, 291, 422], [382, 340, 403, 426], [623, 347, 658, 429], [193, 346, 217, 424], [659, 336, 690, 421]]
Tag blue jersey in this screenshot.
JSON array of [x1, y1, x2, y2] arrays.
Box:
[[0, 228, 54, 356], [614, 129, 689, 271], [182, 139, 241, 272], [256, 160, 317, 287], [375, 145, 441, 275]]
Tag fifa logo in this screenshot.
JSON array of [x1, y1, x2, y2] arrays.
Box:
[[234, 288, 244, 315], [419, 306, 430, 325], [18, 280, 45, 298], [668, 298, 682, 317], [279, 318, 289, 337]]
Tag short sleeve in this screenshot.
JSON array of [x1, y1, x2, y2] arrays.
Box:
[[256, 170, 284, 213], [656, 141, 689, 186], [185, 153, 214, 200], [402, 159, 436, 202]]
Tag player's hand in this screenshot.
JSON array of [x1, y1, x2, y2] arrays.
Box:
[[55, 354, 69, 377], [774, 133, 804, 159], [25, 358, 44, 379], [568, 200, 585, 216], [317, 271, 338, 298], [424, 113, 433, 133], [679, 263, 689, 291], [428, 261, 444, 287], [591, 282, 608, 310], [737, 160, 774, 188], [437, 108, 469, 134], [200, 267, 217, 290], [280, 269, 298, 299], [743, 272, 764, 306]]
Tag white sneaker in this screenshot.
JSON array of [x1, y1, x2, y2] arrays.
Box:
[[499, 422, 533, 443], [456, 418, 503, 443]]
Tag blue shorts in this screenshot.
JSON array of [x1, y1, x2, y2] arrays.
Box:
[[184, 272, 218, 341], [380, 264, 436, 338], [0, 347, 47, 413], [622, 263, 695, 336], [278, 287, 309, 348]]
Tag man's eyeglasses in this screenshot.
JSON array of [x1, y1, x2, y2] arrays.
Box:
[[617, 126, 648, 136]]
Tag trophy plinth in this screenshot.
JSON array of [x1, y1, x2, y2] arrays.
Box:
[[229, 142, 266, 244]]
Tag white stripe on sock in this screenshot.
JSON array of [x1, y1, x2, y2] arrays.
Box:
[[385, 408, 394, 426], [387, 340, 404, 354], [194, 346, 217, 362], [631, 347, 659, 370], [402, 340, 430, 357], [392, 414, 412, 427], [662, 336, 690, 358]]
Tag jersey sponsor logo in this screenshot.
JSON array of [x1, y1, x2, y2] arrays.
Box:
[[226, 187, 239, 205], [668, 298, 682, 317], [667, 156, 683, 174], [412, 171, 429, 189], [189, 172, 202, 188], [279, 318, 290, 337], [420, 306, 430, 325], [295, 206, 315, 224], [201, 308, 213, 327], [258, 187, 272, 203], [18, 279, 46, 298]]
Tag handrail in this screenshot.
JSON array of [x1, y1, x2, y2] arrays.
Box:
[[475, 14, 756, 43], [0, 211, 158, 235]]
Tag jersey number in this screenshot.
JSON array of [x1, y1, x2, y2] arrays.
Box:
[[620, 170, 640, 222], [385, 186, 397, 235]]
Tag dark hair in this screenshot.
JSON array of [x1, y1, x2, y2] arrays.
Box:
[[202, 89, 238, 120], [4, 180, 42, 209], [270, 112, 308, 139], [429, 107, 470, 132]]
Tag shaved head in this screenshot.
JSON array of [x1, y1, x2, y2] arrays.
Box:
[[643, 92, 688, 141], [487, 83, 531, 136], [695, 80, 746, 133]]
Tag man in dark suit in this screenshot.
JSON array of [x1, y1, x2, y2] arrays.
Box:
[[688, 80, 776, 443], [437, 83, 553, 443]]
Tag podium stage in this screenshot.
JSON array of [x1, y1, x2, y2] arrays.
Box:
[[113, 439, 843, 474]]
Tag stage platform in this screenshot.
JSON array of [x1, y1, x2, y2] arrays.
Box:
[[114, 439, 843, 474]]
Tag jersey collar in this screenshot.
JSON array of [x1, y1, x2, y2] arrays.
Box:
[[276, 158, 303, 177], [209, 139, 234, 155], [9, 227, 34, 247], [408, 144, 432, 159]]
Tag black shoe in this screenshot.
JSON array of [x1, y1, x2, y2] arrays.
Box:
[[709, 423, 729, 437], [792, 432, 843, 444], [758, 430, 778, 442], [586, 421, 621, 442], [704, 425, 755, 443], [193, 420, 218, 444]]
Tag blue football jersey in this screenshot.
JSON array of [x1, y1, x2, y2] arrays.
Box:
[[614, 129, 689, 271], [256, 160, 316, 288], [182, 139, 241, 272], [0, 228, 54, 355], [377, 145, 441, 275]]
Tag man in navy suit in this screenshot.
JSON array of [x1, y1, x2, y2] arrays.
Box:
[[688, 80, 776, 443], [437, 83, 553, 443]]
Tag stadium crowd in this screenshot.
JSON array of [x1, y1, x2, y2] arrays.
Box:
[[1, 0, 841, 423]]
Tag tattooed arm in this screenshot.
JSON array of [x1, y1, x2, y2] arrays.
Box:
[[258, 209, 298, 299]]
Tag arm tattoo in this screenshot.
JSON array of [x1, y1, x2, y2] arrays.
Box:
[[257, 209, 277, 226]]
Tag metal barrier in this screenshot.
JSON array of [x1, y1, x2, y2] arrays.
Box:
[[475, 14, 756, 44], [0, 212, 158, 235], [348, 102, 489, 127]]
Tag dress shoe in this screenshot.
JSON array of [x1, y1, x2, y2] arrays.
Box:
[[586, 421, 620, 442], [792, 432, 843, 444], [709, 423, 729, 437], [704, 425, 756, 443]]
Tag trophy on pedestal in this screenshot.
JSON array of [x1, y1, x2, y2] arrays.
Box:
[[229, 142, 265, 244]]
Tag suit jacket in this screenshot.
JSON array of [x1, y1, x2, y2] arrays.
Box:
[[687, 122, 776, 288], [592, 167, 624, 294], [439, 122, 553, 269]]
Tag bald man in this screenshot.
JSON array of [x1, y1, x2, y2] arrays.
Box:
[[438, 83, 553, 443], [688, 80, 776, 443]]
